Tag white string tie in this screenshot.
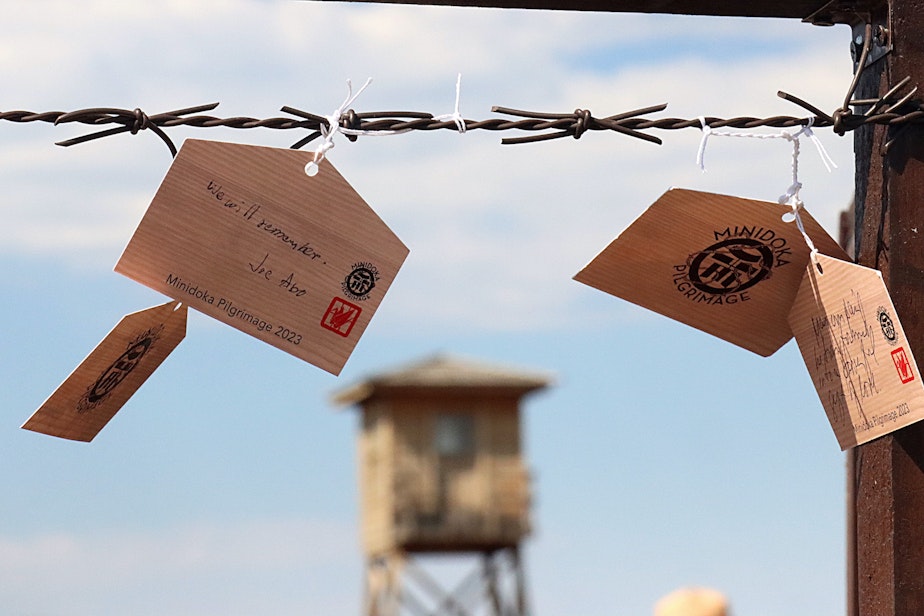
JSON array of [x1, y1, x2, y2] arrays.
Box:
[[696, 117, 712, 172], [779, 181, 803, 205], [795, 118, 837, 173], [785, 196, 820, 268], [306, 78, 410, 176], [776, 125, 820, 265], [433, 73, 466, 134], [693, 116, 833, 264], [695, 117, 836, 175], [306, 78, 371, 175], [779, 189, 820, 267]]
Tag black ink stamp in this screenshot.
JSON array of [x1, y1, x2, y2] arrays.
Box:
[[671, 226, 792, 306], [342, 262, 380, 301], [77, 326, 163, 413], [687, 238, 775, 294], [878, 306, 898, 345]]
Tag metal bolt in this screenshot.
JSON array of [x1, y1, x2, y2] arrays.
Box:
[[874, 26, 889, 47]]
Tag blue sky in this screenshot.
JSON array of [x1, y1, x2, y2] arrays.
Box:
[[0, 2, 855, 615]]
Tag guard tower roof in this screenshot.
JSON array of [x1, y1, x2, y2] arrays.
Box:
[[332, 354, 552, 406]]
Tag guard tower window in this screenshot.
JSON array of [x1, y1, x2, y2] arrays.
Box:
[[435, 413, 474, 456]]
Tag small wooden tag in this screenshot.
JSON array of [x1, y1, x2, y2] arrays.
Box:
[[115, 140, 409, 375], [574, 188, 848, 356], [22, 301, 187, 442], [788, 253, 924, 449]]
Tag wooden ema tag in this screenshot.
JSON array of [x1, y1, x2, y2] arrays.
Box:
[[573, 188, 848, 356], [115, 140, 409, 375], [788, 254, 924, 449], [22, 301, 187, 442]]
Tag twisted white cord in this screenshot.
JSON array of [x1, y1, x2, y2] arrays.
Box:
[[695, 117, 712, 172], [306, 78, 409, 176], [696, 117, 833, 264], [697, 117, 836, 174], [777, 124, 820, 265], [433, 73, 466, 134]]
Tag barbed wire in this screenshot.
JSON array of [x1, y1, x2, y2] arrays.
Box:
[[2, 25, 917, 156]]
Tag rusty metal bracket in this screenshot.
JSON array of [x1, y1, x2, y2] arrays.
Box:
[[850, 18, 890, 68], [805, 0, 891, 68]]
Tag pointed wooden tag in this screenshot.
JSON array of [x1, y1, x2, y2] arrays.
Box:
[[22, 301, 187, 442], [574, 188, 848, 356], [788, 253, 924, 449], [115, 139, 409, 375]]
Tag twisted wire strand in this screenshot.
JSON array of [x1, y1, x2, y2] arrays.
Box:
[[1, 29, 920, 158], [2, 99, 919, 156]]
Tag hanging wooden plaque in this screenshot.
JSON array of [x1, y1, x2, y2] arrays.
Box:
[[574, 188, 848, 356], [788, 253, 924, 449], [22, 301, 187, 442], [115, 140, 409, 375]]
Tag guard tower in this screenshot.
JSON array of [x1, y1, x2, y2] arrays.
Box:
[[332, 354, 551, 616]]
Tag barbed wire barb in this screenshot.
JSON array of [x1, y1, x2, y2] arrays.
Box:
[[2, 41, 922, 156], [54, 103, 222, 157]]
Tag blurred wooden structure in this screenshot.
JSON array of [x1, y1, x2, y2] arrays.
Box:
[[333, 354, 550, 616]]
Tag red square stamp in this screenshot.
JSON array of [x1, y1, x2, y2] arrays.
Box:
[[321, 298, 362, 337], [892, 347, 915, 384]]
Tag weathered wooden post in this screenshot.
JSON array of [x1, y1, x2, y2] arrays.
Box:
[[336, 2, 924, 613], [850, 2, 924, 615]]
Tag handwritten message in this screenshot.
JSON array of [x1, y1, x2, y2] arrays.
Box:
[[207, 181, 324, 262], [206, 180, 322, 300], [788, 254, 924, 449], [809, 289, 880, 425], [115, 139, 408, 375]]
